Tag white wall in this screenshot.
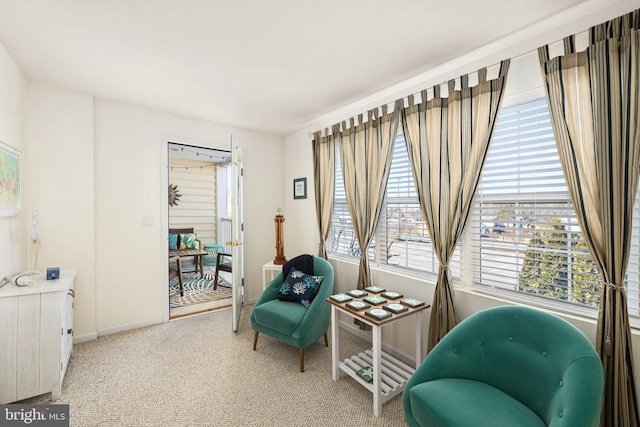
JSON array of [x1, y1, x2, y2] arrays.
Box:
[[0, 42, 28, 280], [94, 99, 283, 335], [26, 84, 96, 340], [282, 131, 316, 258], [14, 80, 283, 341], [282, 0, 640, 383]]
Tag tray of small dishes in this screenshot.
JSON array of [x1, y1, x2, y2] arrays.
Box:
[[329, 289, 428, 323]]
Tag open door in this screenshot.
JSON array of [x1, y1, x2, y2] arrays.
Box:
[[230, 136, 244, 332]]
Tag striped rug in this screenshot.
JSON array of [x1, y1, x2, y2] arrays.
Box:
[[169, 272, 232, 308]]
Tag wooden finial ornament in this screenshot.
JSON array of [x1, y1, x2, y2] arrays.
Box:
[[274, 208, 287, 265]]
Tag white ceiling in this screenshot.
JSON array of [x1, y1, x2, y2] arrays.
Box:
[[0, 0, 598, 135]]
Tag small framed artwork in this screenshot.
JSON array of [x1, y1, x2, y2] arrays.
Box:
[[293, 177, 307, 199], [0, 141, 22, 217]]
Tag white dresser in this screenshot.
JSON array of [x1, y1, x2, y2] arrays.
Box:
[[0, 270, 76, 403]]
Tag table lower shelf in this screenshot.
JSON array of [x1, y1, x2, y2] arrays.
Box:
[[339, 348, 415, 402]]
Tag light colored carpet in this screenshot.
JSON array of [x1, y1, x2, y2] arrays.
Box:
[[169, 272, 232, 308], [18, 305, 406, 426]]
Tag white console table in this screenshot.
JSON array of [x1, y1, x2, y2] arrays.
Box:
[[262, 261, 281, 290], [0, 270, 76, 403], [328, 295, 429, 416]]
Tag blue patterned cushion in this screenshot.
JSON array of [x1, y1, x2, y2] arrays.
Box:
[[169, 233, 179, 250], [277, 267, 324, 308], [179, 233, 197, 249]]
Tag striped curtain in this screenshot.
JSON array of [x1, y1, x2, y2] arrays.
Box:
[[401, 60, 510, 351], [538, 9, 640, 427], [313, 125, 339, 259], [340, 101, 402, 289]]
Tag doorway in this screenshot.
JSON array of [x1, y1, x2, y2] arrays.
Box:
[[167, 142, 233, 318]]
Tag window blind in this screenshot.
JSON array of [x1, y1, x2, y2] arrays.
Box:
[[472, 98, 605, 308], [379, 133, 461, 277]]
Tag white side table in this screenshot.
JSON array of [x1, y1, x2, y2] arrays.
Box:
[[328, 295, 430, 416], [262, 261, 281, 290]]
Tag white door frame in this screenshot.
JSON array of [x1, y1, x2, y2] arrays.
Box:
[[161, 136, 232, 323], [230, 136, 245, 331]]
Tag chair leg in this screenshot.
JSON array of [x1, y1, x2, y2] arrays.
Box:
[[199, 255, 204, 279], [324, 332, 328, 347], [177, 258, 184, 297], [300, 348, 304, 372], [214, 254, 221, 290], [253, 331, 259, 351]]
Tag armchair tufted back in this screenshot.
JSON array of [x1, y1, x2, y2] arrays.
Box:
[[419, 305, 603, 426]]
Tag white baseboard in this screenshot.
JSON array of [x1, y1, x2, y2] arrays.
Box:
[[337, 318, 416, 368], [73, 332, 97, 344], [97, 318, 162, 337]]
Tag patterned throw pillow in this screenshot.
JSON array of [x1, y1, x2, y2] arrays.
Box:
[[179, 233, 197, 249], [278, 267, 324, 308], [169, 233, 179, 250]]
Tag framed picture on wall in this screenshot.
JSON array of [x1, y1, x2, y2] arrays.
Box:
[[0, 141, 22, 217], [293, 177, 307, 199]]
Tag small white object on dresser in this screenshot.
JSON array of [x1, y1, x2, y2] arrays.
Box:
[[0, 270, 76, 403]]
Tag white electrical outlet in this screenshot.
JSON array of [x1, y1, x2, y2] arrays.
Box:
[[142, 217, 154, 228]]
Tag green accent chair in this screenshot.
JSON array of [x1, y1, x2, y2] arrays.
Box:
[[403, 305, 604, 427], [250, 256, 334, 372]]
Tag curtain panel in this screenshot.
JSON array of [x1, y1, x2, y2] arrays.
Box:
[[340, 101, 403, 289], [401, 60, 511, 351], [313, 125, 339, 259], [538, 9, 640, 427]]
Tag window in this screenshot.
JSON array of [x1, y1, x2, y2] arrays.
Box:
[[377, 135, 461, 277], [329, 131, 460, 278], [329, 147, 367, 259], [327, 96, 640, 319], [472, 97, 640, 315], [629, 186, 640, 316]]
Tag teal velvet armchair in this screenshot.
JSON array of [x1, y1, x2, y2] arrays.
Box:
[[403, 305, 604, 427], [250, 255, 334, 372]]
